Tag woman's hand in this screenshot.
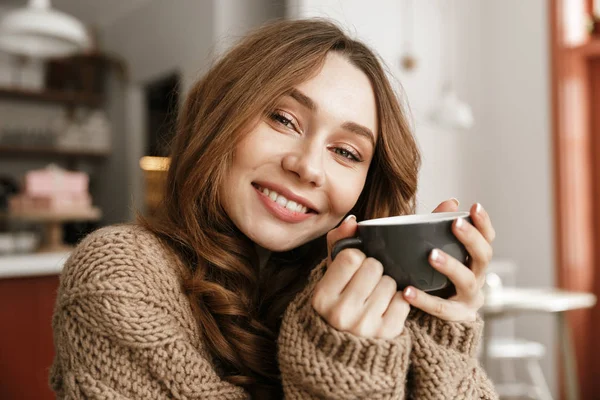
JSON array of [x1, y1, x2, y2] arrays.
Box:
[[402, 201, 496, 322], [311, 215, 410, 339]]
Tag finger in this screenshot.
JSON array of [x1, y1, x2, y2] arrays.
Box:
[[429, 249, 479, 297], [431, 198, 460, 213], [453, 217, 493, 281], [403, 286, 469, 321], [317, 248, 366, 297], [351, 276, 398, 338], [380, 292, 410, 338], [470, 203, 496, 243], [339, 257, 384, 305], [326, 214, 358, 264], [364, 275, 398, 317]]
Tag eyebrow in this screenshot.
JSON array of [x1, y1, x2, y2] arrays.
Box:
[[288, 88, 376, 148]]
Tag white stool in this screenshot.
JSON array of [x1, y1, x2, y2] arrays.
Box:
[[487, 337, 553, 400]]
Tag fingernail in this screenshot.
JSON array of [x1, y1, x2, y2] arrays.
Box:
[[475, 203, 483, 214], [450, 197, 460, 207], [431, 249, 443, 263], [343, 214, 356, 224], [456, 217, 465, 230], [404, 286, 415, 299]]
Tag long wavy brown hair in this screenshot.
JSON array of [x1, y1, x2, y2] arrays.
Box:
[[140, 18, 421, 398]]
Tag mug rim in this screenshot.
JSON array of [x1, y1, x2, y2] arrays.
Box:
[[358, 211, 470, 226]]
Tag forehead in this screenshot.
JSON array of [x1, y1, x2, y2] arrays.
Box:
[[293, 53, 378, 139]]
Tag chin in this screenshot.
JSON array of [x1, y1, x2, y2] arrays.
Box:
[[252, 237, 301, 253], [247, 226, 314, 253], [239, 212, 332, 252]]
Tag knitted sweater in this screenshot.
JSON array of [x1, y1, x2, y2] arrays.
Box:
[[50, 224, 497, 399]]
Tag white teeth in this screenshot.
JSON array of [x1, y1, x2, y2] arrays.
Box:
[[275, 196, 288, 206], [258, 185, 311, 213], [285, 201, 298, 211]]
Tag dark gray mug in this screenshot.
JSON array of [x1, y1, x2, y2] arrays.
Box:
[[331, 211, 471, 294]]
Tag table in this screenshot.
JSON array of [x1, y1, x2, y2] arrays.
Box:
[[0, 251, 70, 279], [481, 287, 597, 400], [0, 208, 101, 252]]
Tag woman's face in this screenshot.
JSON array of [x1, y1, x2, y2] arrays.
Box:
[[222, 52, 378, 251]]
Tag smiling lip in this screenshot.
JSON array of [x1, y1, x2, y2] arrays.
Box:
[[252, 181, 319, 213], [253, 185, 316, 223]]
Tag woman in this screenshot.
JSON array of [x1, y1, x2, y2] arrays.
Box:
[[51, 19, 497, 399]]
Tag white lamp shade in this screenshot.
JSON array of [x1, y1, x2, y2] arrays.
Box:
[[429, 90, 474, 130], [0, 2, 90, 58]]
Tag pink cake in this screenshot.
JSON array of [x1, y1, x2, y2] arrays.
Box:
[[24, 165, 88, 196], [9, 165, 93, 213]]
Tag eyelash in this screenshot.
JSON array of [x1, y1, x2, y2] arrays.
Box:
[[269, 111, 297, 130], [268, 110, 363, 163], [331, 146, 362, 162]]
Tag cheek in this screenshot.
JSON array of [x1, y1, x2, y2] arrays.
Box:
[[328, 171, 367, 216], [233, 124, 283, 168], [227, 131, 269, 180]]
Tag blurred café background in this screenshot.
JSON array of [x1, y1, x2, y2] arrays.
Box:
[[0, 0, 599, 399]]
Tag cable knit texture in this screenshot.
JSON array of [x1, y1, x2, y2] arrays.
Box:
[[404, 310, 497, 399], [278, 260, 411, 399], [50, 224, 497, 399]]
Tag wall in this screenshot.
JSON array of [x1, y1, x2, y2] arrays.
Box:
[[288, 0, 557, 394], [100, 1, 215, 92], [214, 0, 286, 57], [474, 0, 557, 393]]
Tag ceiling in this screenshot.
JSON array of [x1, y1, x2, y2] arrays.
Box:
[[1, 0, 152, 28]]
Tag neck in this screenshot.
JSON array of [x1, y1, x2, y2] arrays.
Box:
[[254, 244, 271, 271]]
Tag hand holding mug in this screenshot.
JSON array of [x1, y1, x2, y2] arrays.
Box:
[[311, 215, 410, 339], [402, 201, 496, 322]]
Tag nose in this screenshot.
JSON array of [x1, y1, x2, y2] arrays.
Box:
[[281, 143, 326, 187]]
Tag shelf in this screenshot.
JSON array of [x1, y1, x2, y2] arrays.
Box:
[[0, 207, 102, 223], [0, 145, 109, 159], [0, 87, 103, 107], [1, 208, 102, 254]]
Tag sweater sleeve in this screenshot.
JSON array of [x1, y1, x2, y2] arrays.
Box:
[[50, 226, 248, 400], [277, 260, 412, 399], [404, 310, 498, 399]]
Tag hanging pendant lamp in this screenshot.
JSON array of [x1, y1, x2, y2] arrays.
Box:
[[0, 0, 91, 58], [400, 0, 417, 71]]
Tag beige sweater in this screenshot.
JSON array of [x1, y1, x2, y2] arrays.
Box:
[[50, 224, 497, 399]]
